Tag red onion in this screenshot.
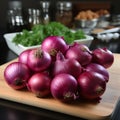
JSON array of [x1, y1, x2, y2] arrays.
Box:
[[27, 73, 51, 97], [41, 36, 69, 60], [4, 62, 31, 90], [18, 49, 32, 65], [85, 63, 109, 82], [78, 71, 106, 100], [66, 43, 92, 66], [92, 48, 114, 68], [53, 52, 82, 78], [27, 48, 52, 72], [51, 73, 78, 102]]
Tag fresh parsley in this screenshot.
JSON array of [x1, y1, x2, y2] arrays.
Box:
[[13, 22, 86, 46]]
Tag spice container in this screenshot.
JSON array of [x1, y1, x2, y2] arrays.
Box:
[[7, 1, 26, 32], [40, 1, 50, 24], [27, 8, 41, 29], [55, 1, 73, 27]]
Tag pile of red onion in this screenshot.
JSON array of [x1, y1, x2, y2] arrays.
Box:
[[4, 36, 114, 103]]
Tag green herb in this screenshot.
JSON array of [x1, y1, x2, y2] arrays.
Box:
[[12, 22, 86, 46]]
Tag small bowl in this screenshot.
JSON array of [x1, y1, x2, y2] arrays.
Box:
[[75, 18, 98, 29], [97, 14, 110, 28]]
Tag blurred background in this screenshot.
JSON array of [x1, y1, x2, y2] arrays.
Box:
[[0, 0, 120, 34]]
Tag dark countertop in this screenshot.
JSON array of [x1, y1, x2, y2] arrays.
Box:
[[0, 32, 120, 120]]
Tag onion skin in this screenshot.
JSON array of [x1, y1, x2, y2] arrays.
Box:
[[18, 49, 32, 65], [66, 43, 92, 66], [92, 48, 114, 68], [53, 52, 82, 78], [78, 71, 106, 100], [4, 62, 31, 90], [51, 73, 78, 102], [27, 73, 51, 97], [27, 48, 52, 72], [41, 36, 69, 60], [85, 63, 109, 82]]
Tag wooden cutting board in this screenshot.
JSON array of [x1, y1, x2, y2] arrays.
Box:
[[0, 54, 120, 120]]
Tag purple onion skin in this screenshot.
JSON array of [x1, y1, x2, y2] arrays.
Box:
[[85, 63, 109, 82], [51, 73, 78, 102], [27, 73, 51, 97], [66, 43, 92, 66], [78, 71, 106, 100], [18, 49, 32, 65], [27, 49, 52, 72], [4, 62, 31, 90], [41, 36, 69, 60], [53, 52, 82, 79], [92, 48, 114, 68]]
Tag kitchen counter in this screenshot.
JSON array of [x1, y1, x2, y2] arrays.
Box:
[[0, 33, 120, 120]]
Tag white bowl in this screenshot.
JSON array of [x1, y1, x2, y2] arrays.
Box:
[[74, 35, 93, 46], [4, 32, 93, 55], [4, 32, 41, 55]]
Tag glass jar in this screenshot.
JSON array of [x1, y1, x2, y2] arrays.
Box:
[[7, 9, 16, 32], [40, 1, 50, 24], [27, 8, 41, 29], [55, 1, 73, 27], [7, 1, 26, 32]]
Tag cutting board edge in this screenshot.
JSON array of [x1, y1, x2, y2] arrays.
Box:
[[0, 95, 112, 120]]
